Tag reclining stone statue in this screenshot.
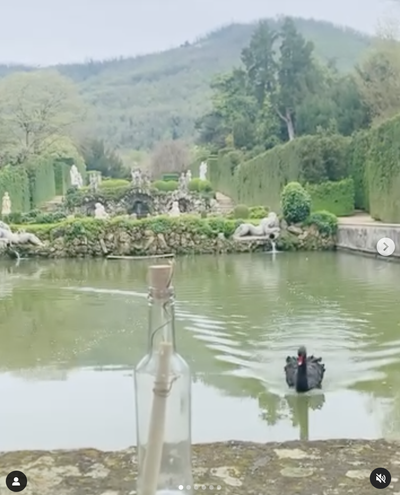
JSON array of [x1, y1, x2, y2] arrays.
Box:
[[234, 212, 281, 239], [0, 222, 43, 246]]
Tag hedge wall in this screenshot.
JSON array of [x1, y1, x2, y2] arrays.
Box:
[[0, 165, 30, 213], [306, 178, 355, 216], [26, 156, 56, 207], [210, 135, 351, 209], [347, 114, 400, 222]]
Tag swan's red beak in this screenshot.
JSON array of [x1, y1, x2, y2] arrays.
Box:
[[297, 355, 304, 365]]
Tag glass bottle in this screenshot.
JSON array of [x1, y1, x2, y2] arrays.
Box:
[[135, 265, 193, 495]]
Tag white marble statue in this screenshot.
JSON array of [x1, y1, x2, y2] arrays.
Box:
[[0, 222, 43, 246], [179, 172, 187, 192], [234, 212, 281, 239], [199, 161, 208, 181], [131, 169, 142, 189], [168, 200, 181, 217], [70, 164, 83, 188], [1, 192, 11, 216], [94, 202, 109, 219], [89, 172, 102, 192], [185, 170, 192, 187]]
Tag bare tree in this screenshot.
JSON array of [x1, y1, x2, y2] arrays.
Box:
[[149, 139, 190, 178], [0, 69, 86, 163]]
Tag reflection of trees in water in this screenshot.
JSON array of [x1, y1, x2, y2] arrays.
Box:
[[258, 391, 325, 440]]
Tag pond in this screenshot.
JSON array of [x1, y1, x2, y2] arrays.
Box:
[[0, 252, 399, 451]]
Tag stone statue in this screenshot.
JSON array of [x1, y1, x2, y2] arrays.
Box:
[[1, 192, 11, 216], [131, 169, 142, 189], [142, 173, 151, 193], [70, 164, 83, 188], [179, 172, 187, 192], [89, 172, 101, 192], [185, 170, 192, 187], [94, 202, 109, 219], [168, 200, 181, 217], [234, 212, 281, 239], [199, 161, 208, 181], [0, 222, 43, 246]]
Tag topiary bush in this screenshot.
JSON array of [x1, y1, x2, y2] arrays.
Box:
[[152, 180, 178, 191], [249, 206, 269, 219], [281, 182, 311, 224], [188, 178, 213, 193], [233, 204, 250, 219], [100, 179, 130, 188], [303, 210, 338, 236]]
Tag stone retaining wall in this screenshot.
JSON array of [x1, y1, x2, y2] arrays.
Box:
[[337, 223, 400, 259], [0, 440, 397, 494]]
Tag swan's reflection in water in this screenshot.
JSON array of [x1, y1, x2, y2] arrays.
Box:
[[285, 393, 326, 440], [258, 391, 326, 441]]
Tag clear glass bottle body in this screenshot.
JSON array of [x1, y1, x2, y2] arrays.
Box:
[[135, 287, 193, 495]]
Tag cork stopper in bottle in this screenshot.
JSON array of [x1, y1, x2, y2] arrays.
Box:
[[148, 264, 173, 298]]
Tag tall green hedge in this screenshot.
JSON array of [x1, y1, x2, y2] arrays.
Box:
[[347, 130, 370, 210], [0, 165, 30, 213], [210, 135, 351, 209], [306, 178, 355, 216], [26, 156, 56, 207], [347, 114, 400, 222]]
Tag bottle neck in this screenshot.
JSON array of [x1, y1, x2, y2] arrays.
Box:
[[147, 287, 176, 353]]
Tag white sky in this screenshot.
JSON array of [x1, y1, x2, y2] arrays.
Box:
[[0, 0, 397, 65]]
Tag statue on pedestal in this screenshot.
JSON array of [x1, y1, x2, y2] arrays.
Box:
[[199, 161, 208, 181], [179, 172, 187, 192], [89, 173, 101, 192], [70, 165, 83, 188], [185, 170, 192, 188], [131, 169, 142, 189], [1, 192, 11, 216]]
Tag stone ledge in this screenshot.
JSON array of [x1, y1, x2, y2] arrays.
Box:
[[0, 439, 398, 494]]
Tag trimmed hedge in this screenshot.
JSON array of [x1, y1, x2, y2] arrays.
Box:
[[306, 178, 354, 216], [210, 135, 350, 209], [26, 155, 56, 207], [0, 165, 30, 213], [347, 115, 400, 222]]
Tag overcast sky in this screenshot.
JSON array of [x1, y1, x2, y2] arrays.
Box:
[[0, 0, 396, 65]]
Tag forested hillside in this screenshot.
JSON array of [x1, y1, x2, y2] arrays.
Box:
[[0, 17, 371, 150]]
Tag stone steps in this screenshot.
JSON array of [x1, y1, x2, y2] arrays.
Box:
[[40, 195, 64, 212], [215, 192, 235, 214]]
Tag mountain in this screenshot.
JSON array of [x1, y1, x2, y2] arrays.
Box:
[[0, 17, 372, 150]]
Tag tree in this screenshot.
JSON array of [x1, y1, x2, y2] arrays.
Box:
[[81, 139, 125, 178], [355, 38, 400, 121], [149, 140, 190, 178], [0, 70, 86, 164], [275, 18, 318, 140]]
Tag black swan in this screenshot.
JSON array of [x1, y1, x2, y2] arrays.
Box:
[[284, 346, 325, 392]]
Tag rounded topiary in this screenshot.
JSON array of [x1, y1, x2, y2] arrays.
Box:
[[233, 204, 249, 219], [152, 180, 178, 191], [281, 182, 311, 224], [249, 205, 269, 219]]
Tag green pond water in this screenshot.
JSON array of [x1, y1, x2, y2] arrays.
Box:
[[0, 252, 399, 451]]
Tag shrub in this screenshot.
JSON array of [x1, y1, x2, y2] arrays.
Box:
[[249, 206, 269, 219], [100, 179, 130, 188], [281, 182, 311, 224], [188, 178, 213, 193], [233, 204, 249, 219], [303, 210, 338, 236], [162, 173, 179, 182], [152, 180, 178, 191], [8, 210, 68, 224]]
